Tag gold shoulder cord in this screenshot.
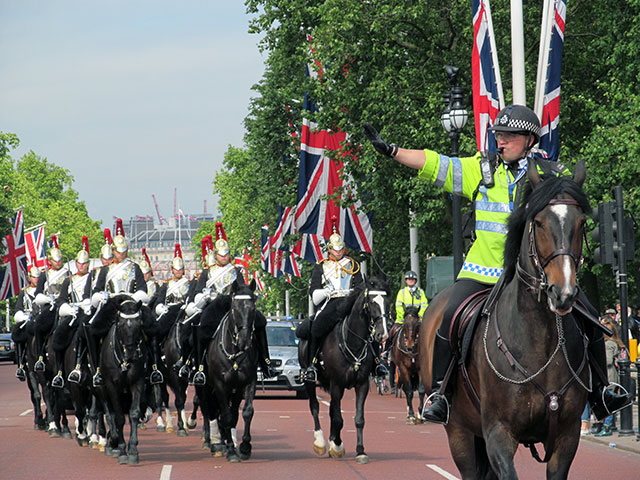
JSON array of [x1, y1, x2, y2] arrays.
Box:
[[339, 257, 360, 275]]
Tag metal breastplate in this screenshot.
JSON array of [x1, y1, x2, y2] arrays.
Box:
[[23, 287, 36, 313], [147, 280, 157, 298], [46, 267, 68, 298], [70, 274, 89, 302], [206, 264, 237, 295], [106, 259, 136, 293], [166, 278, 188, 304], [322, 258, 354, 295]]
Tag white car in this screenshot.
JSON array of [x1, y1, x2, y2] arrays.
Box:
[[257, 320, 307, 398]]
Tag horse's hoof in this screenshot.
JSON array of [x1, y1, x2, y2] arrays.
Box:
[[211, 444, 225, 457], [203, 441, 211, 450], [99, 444, 106, 453], [355, 454, 369, 464], [186, 418, 197, 429], [166, 426, 175, 434], [62, 429, 72, 439], [104, 446, 111, 455], [49, 428, 61, 438], [313, 444, 326, 456], [111, 448, 120, 458], [329, 443, 345, 458], [177, 429, 188, 437], [406, 416, 416, 425], [156, 425, 166, 432], [128, 454, 139, 465], [227, 453, 241, 463], [118, 454, 128, 465]]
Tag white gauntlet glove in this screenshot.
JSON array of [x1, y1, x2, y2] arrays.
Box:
[[14, 310, 28, 324], [132, 290, 150, 305], [312, 288, 331, 306], [59, 302, 77, 318], [35, 293, 53, 307], [91, 292, 106, 308], [155, 304, 169, 317], [81, 298, 92, 315], [194, 292, 208, 309], [185, 302, 200, 317]]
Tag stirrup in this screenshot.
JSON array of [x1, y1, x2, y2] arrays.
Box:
[[15, 367, 26, 382], [302, 366, 317, 383], [192, 369, 206, 386], [423, 392, 450, 425], [375, 362, 389, 378], [178, 364, 190, 378], [34, 358, 45, 372], [600, 382, 632, 417], [150, 367, 164, 385], [68, 367, 82, 384], [92, 372, 104, 387], [52, 373, 64, 389]]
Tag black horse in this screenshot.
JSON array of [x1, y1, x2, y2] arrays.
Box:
[[391, 306, 425, 424], [99, 296, 150, 465], [299, 277, 390, 464], [204, 279, 259, 462], [420, 160, 592, 479]]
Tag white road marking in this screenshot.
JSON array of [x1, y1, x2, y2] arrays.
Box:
[[19, 409, 33, 417], [279, 415, 290, 418], [321, 400, 330, 407], [266, 428, 278, 432], [426, 464, 460, 480], [160, 464, 172, 480]]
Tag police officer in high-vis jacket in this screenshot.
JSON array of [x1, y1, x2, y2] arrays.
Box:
[[389, 270, 428, 342], [365, 104, 631, 424]]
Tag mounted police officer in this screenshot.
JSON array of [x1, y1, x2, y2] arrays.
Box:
[[303, 225, 387, 382], [90, 219, 151, 385], [12, 266, 41, 381], [392, 270, 428, 339], [184, 223, 276, 385], [33, 235, 68, 372], [365, 104, 631, 424], [51, 236, 92, 388]]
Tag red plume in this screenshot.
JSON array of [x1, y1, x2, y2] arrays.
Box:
[[174, 243, 183, 259], [215, 222, 227, 241], [142, 247, 153, 275], [50, 234, 59, 249], [331, 215, 339, 234], [115, 218, 125, 237], [201, 237, 208, 263], [81, 235, 89, 255], [103, 228, 113, 245]]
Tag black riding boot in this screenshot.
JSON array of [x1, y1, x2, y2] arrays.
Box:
[[423, 333, 454, 425], [303, 335, 320, 383], [51, 350, 65, 388], [34, 332, 45, 372], [588, 334, 632, 420], [372, 341, 389, 378], [68, 333, 85, 384], [88, 334, 103, 387], [15, 343, 26, 381], [149, 337, 164, 385], [256, 326, 277, 378], [192, 324, 206, 386]]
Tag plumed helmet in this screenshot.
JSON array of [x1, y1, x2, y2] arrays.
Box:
[[47, 234, 63, 262], [214, 222, 229, 256], [28, 265, 41, 278], [490, 104, 541, 144], [139, 247, 153, 275], [112, 218, 128, 253], [202, 235, 216, 267], [171, 243, 184, 270], [76, 236, 90, 264], [327, 215, 345, 251], [101, 228, 114, 260], [404, 270, 418, 280]]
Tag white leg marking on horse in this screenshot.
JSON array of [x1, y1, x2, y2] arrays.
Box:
[[426, 464, 460, 480], [231, 428, 238, 448], [165, 408, 174, 429], [74, 417, 80, 435], [90, 433, 98, 444], [156, 415, 165, 427], [313, 429, 326, 448], [180, 410, 187, 426], [210, 419, 221, 443], [19, 409, 33, 417], [98, 436, 107, 447], [160, 464, 173, 480], [48, 421, 56, 431]]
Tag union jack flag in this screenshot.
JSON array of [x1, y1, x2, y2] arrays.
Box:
[[537, 0, 566, 162], [472, 0, 504, 153], [25, 225, 47, 270], [0, 211, 28, 299]]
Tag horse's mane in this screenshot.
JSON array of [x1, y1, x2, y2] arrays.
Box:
[[503, 172, 592, 283]]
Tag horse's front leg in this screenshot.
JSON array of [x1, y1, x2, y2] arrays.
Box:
[[174, 380, 188, 436], [213, 380, 239, 463], [27, 372, 46, 430], [353, 377, 370, 463], [545, 424, 581, 480], [125, 380, 144, 465], [328, 382, 345, 459], [239, 380, 256, 460], [404, 382, 416, 423], [483, 423, 519, 480], [305, 377, 326, 456]]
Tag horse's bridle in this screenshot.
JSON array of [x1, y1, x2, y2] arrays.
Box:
[[113, 308, 143, 372], [219, 293, 255, 370], [516, 197, 586, 300]]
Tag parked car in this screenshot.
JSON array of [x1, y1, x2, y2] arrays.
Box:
[[0, 333, 17, 363], [257, 320, 307, 398]]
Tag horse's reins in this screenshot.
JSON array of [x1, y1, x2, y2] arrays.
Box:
[[111, 309, 144, 372], [485, 196, 591, 463], [396, 315, 420, 358]]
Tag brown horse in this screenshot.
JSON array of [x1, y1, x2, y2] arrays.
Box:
[[419, 160, 592, 479], [391, 306, 425, 424]]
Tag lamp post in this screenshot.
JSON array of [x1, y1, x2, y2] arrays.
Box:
[[441, 65, 468, 277]]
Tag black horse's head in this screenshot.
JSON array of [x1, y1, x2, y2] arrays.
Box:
[[402, 306, 421, 351], [229, 278, 257, 352], [364, 277, 391, 344], [504, 159, 590, 315], [115, 298, 145, 364]]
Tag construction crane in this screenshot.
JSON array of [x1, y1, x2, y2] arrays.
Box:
[[151, 193, 166, 225]]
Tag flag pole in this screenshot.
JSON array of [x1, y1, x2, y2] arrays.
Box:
[[534, 0, 554, 119], [24, 221, 47, 234], [484, 0, 505, 109], [510, 0, 527, 105]]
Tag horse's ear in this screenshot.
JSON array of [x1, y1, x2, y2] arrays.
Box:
[[136, 300, 142, 310], [573, 159, 586, 188], [527, 158, 542, 187], [249, 279, 256, 292]]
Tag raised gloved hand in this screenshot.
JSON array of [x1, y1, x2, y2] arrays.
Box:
[[185, 302, 200, 317], [14, 310, 28, 324], [155, 303, 169, 317], [59, 302, 77, 318], [132, 289, 150, 305], [363, 123, 398, 158], [91, 291, 107, 308]]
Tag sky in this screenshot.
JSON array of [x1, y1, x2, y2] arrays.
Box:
[[0, 1, 266, 228]]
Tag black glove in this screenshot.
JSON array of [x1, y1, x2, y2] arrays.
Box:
[[363, 123, 398, 158]]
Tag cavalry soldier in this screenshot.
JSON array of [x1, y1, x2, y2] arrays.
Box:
[[51, 236, 92, 388], [90, 219, 150, 385], [139, 247, 158, 308], [12, 266, 41, 381], [33, 235, 68, 372], [155, 243, 189, 314], [391, 270, 428, 340], [365, 104, 632, 424], [184, 223, 276, 385], [303, 223, 387, 382]]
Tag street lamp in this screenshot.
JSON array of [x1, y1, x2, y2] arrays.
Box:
[[441, 65, 468, 277]]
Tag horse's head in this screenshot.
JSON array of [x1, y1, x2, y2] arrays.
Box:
[[511, 159, 590, 315], [229, 278, 257, 351], [365, 277, 391, 344], [402, 306, 421, 351], [115, 298, 144, 364]]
